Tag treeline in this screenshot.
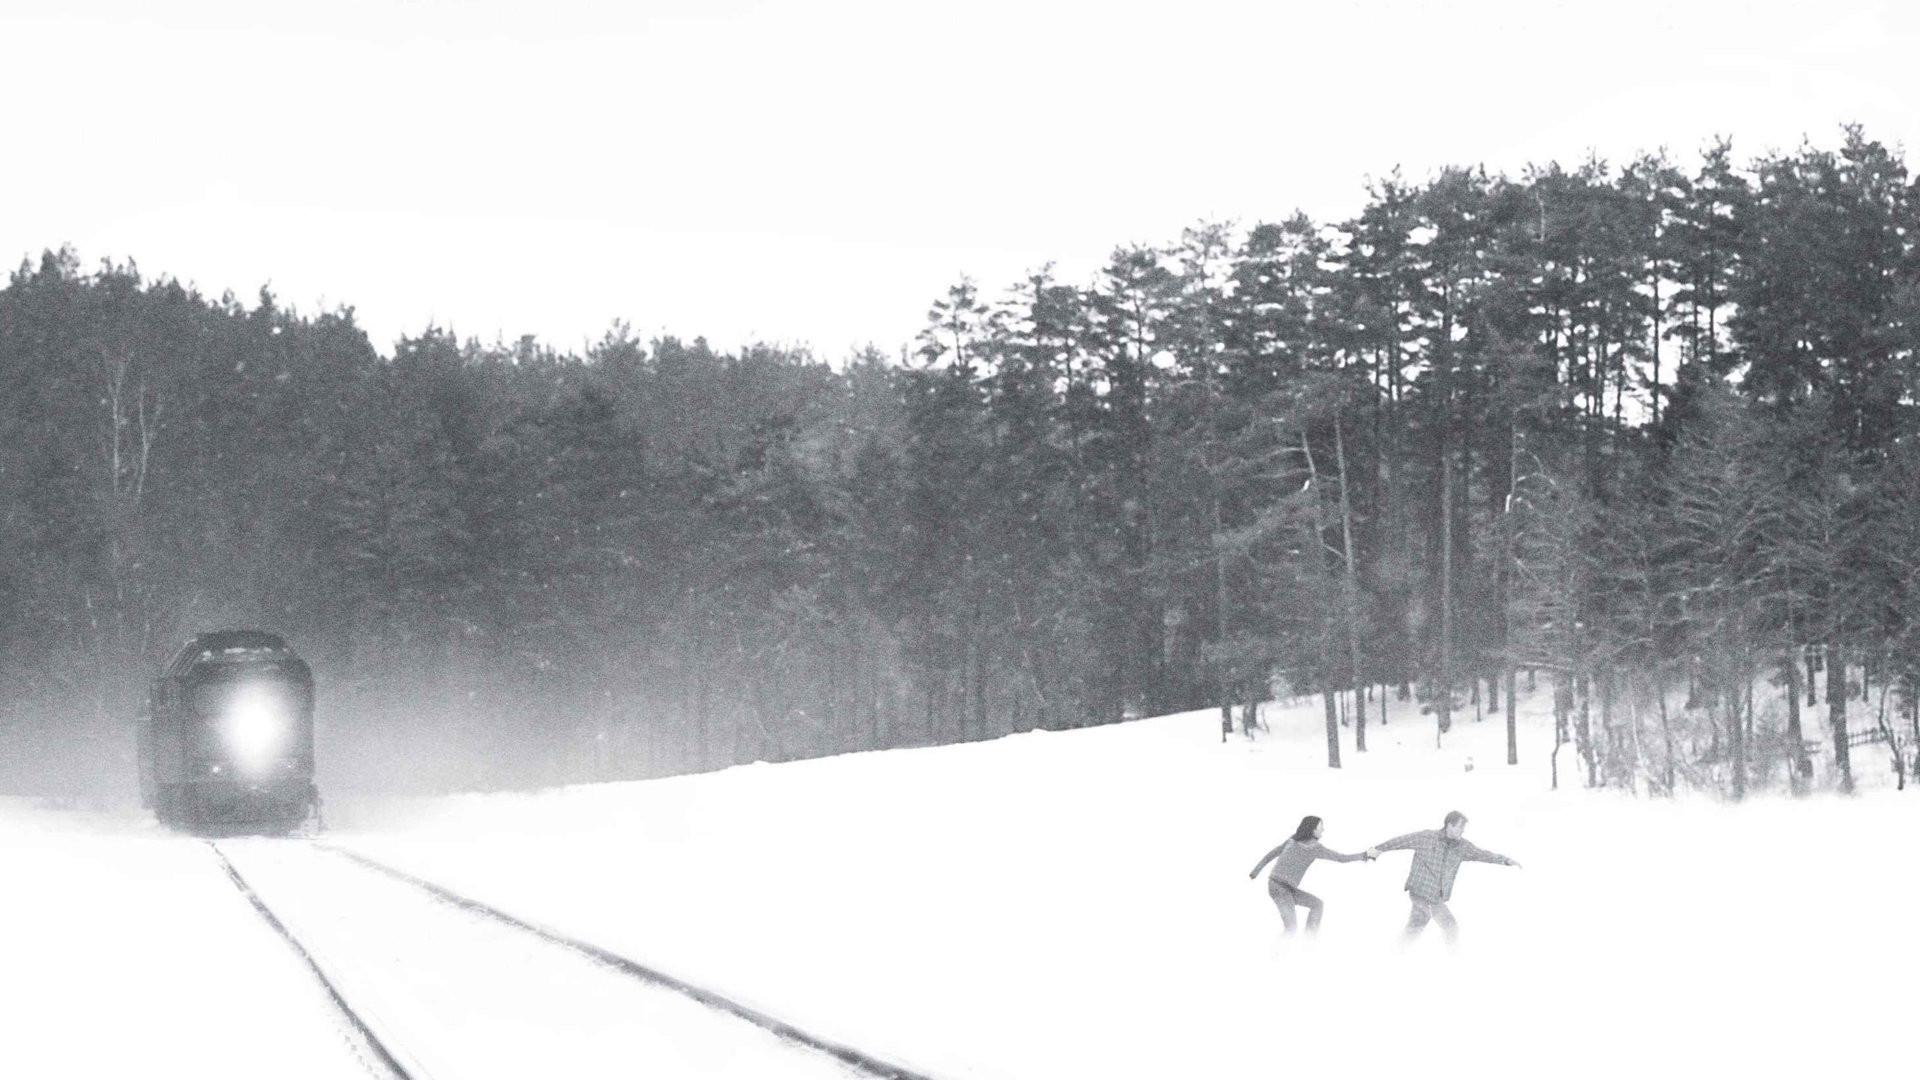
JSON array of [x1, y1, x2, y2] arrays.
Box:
[[2, 127, 1917, 798], [902, 127, 1920, 798], [0, 262, 910, 793]]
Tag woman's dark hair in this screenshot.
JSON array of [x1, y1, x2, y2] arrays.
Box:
[[1292, 815, 1322, 842]]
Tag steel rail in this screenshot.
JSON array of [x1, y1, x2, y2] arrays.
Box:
[[317, 842, 938, 1080], [208, 841, 420, 1080]]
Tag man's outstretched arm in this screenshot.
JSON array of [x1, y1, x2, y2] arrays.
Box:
[[1463, 841, 1520, 867]]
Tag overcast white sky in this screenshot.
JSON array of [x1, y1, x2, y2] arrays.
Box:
[[4, 0, 1915, 360]]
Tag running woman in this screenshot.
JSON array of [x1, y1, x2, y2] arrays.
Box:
[[1247, 815, 1372, 934]]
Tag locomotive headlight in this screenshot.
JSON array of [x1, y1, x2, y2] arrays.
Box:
[[222, 684, 288, 774]]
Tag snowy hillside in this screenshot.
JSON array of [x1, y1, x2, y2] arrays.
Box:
[[7, 680, 1917, 1078], [321, 682, 1915, 1078]]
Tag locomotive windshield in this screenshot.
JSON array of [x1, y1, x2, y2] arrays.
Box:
[[187, 670, 311, 716]]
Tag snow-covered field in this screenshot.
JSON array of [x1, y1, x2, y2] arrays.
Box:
[[0, 805, 378, 1079], [6, 682, 1916, 1078]]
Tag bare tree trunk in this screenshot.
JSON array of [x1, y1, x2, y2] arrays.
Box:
[[1212, 463, 1234, 727], [1625, 674, 1645, 795], [1911, 686, 1918, 750], [1598, 668, 1615, 785], [1576, 670, 1595, 787], [1873, 665, 1902, 790], [1656, 663, 1674, 795], [1438, 453, 1454, 742], [1323, 686, 1342, 769], [1784, 648, 1810, 790], [1334, 415, 1367, 753], [1650, 259, 1663, 428], [1302, 434, 1341, 769], [1744, 658, 1755, 764], [1729, 651, 1747, 801], [92, 346, 165, 728], [1551, 671, 1571, 791], [1830, 642, 1853, 792], [1199, 347, 1237, 732], [1505, 664, 1518, 766]]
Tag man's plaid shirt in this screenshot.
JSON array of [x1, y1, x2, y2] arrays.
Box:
[[1375, 830, 1511, 902]]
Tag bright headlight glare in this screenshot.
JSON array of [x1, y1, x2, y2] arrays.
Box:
[[223, 685, 287, 772]]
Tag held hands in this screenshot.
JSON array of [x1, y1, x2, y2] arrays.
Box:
[[1364, 847, 1380, 860]]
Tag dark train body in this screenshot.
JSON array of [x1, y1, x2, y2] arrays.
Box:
[[137, 630, 318, 832]]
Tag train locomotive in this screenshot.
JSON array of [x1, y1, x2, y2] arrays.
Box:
[[137, 630, 318, 832]]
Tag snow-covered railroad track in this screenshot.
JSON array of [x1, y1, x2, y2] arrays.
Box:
[[210, 842, 420, 1080], [210, 839, 932, 1080], [316, 842, 936, 1080]]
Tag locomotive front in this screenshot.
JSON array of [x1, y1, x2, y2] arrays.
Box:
[[139, 631, 318, 832]]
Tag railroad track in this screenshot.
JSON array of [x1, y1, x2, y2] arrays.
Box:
[[210, 842, 419, 1080], [211, 839, 935, 1080]]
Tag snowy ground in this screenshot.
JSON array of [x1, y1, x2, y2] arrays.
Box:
[[219, 839, 868, 1078], [6, 682, 1918, 1078], [0, 805, 378, 1079]]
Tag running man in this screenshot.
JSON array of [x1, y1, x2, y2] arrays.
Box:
[[1247, 815, 1373, 934], [1366, 811, 1519, 944]]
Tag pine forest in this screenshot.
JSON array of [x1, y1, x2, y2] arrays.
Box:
[[3, 128, 1917, 800]]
